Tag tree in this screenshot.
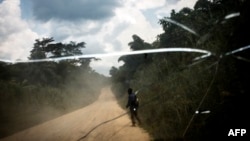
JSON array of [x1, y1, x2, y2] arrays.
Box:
[[109, 66, 118, 77], [0, 62, 11, 81], [29, 37, 54, 59], [26, 38, 90, 86], [115, 35, 153, 83]]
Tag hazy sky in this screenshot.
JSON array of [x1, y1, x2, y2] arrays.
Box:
[[0, 0, 197, 76]]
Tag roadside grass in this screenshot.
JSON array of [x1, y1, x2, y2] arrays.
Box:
[[0, 80, 104, 138]]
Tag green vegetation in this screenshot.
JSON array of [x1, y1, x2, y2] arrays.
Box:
[[0, 38, 107, 138], [110, 0, 249, 140]]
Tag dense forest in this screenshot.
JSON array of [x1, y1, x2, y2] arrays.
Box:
[[110, 0, 250, 140], [0, 38, 107, 138]]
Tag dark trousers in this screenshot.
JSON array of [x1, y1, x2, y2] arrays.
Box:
[[130, 107, 141, 125]]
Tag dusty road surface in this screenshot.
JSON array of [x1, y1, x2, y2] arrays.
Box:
[[0, 87, 151, 141]]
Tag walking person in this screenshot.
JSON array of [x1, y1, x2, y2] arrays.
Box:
[[126, 88, 141, 126]]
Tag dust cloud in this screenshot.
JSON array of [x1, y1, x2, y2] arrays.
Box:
[[0, 70, 110, 138]]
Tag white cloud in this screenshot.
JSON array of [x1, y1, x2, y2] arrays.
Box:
[[1, 28, 37, 60], [87, 1, 164, 76], [0, 0, 38, 60], [131, 0, 166, 10], [115, 3, 162, 49]]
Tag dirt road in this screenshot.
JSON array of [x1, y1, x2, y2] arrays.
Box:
[[0, 87, 151, 141]]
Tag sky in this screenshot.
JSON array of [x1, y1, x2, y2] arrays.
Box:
[[0, 0, 198, 76]]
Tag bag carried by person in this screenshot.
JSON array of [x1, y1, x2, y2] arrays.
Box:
[[132, 94, 139, 108]]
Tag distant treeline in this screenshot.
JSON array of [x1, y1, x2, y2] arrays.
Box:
[[0, 38, 108, 138], [110, 0, 249, 140]]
